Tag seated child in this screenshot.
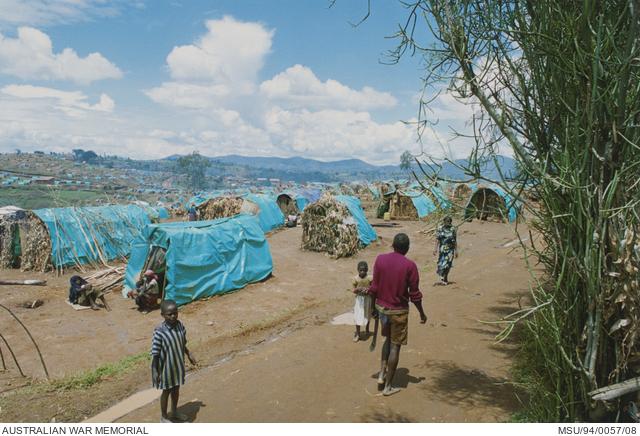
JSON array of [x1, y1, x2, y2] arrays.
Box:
[[127, 269, 161, 312], [69, 275, 110, 311]]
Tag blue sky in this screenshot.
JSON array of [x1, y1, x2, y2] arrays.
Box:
[[0, 0, 476, 164]]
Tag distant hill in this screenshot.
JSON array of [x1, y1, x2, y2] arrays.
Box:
[[420, 156, 519, 181], [163, 153, 517, 182]]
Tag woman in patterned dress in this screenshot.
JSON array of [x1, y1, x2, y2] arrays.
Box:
[[433, 216, 458, 285]]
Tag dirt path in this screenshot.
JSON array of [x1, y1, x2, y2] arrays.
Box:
[[0, 218, 536, 422]]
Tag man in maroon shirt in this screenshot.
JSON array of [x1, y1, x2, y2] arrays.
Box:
[[369, 233, 427, 396]]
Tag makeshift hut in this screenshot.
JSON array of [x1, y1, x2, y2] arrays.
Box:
[[196, 195, 284, 233], [197, 196, 244, 221], [123, 214, 273, 306], [387, 185, 452, 220], [453, 183, 474, 204], [464, 186, 519, 223], [276, 193, 300, 216], [301, 194, 377, 258], [0, 206, 52, 271], [29, 205, 154, 271]]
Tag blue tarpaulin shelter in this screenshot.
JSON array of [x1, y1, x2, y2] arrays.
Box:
[[244, 194, 284, 232], [400, 190, 438, 218], [33, 205, 152, 268], [335, 195, 377, 246], [123, 214, 273, 306], [156, 207, 170, 219]]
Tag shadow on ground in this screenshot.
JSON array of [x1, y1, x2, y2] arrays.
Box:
[[176, 400, 205, 422], [418, 359, 521, 413]]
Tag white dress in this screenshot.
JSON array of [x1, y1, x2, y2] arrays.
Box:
[[353, 275, 373, 326]]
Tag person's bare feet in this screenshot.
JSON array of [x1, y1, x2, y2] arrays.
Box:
[[382, 386, 401, 396]]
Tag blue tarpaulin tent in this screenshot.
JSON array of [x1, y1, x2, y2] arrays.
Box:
[[33, 205, 152, 268], [399, 190, 438, 218], [123, 214, 273, 306], [335, 195, 377, 246], [244, 194, 284, 232]]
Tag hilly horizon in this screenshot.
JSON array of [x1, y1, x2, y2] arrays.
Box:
[[163, 153, 518, 181]]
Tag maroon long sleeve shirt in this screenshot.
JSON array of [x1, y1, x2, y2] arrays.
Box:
[[369, 251, 422, 313]]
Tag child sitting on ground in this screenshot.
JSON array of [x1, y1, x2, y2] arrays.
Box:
[[352, 261, 376, 346], [151, 299, 197, 423]]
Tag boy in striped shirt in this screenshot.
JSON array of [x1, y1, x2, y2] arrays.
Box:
[[151, 300, 196, 423]]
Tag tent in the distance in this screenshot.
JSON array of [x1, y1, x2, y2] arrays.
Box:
[[464, 185, 520, 223], [123, 214, 273, 306]]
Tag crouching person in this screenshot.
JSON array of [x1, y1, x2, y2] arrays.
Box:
[[69, 275, 110, 311], [127, 269, 161, 312], [151, 300, 197, 423]]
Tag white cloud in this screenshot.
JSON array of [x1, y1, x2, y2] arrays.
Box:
[[260, 64, 397, 110], [2, 84, 115, 115], [0, 27, 122, 85], [145, 82, 230, 109], [0, 0, 140, 28], [146, 16, 273, 107], [263, 107, 416, 164]]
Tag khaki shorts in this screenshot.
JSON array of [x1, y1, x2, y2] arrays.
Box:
[[380, 312, 409, 345]]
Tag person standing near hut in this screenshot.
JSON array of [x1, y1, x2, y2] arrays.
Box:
[[352, 261, 373, 342], [187, 203, 197, 221], [433, 216, 458, 285], [151, 300, 196, 422], [369, 233, 427, 396]]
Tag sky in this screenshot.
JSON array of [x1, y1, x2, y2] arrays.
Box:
[[0, 0, 479, 165]]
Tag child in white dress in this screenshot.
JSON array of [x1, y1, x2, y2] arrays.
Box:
[[352, 261, 373, 342]]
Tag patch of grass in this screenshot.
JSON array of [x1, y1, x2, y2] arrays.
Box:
[[51, 352, 150, 391]]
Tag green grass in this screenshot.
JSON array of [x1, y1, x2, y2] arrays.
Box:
[[0, 186, 161, 209], [51, 352, 150, 391]]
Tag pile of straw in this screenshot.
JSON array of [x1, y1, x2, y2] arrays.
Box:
[[197, 197, 244, 220], [301, 195, 360, 258]]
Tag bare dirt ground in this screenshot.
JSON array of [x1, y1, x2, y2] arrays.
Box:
[[0, 215, 538, 422]]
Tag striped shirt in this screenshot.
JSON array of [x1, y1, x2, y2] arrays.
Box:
[[150, 320, 187, 390]]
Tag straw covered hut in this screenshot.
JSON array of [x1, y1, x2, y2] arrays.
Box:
[[0, 206, 51, 271], [453, 183, 473, 204], [464, 186, 519, 223], [301, 194, 376, 258], [276, 193, 300, 216], [197, 196, 245, 220], [197, 195, 284, 233]]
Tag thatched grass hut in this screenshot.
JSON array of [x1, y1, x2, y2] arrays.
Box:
[[301, 195, 376, 258], [464, 186, 519, 222], [276, 193, 299, 216], [197, 196, 245, 221], [453, 183, 473, 204], [0, 206, 52, 271]]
